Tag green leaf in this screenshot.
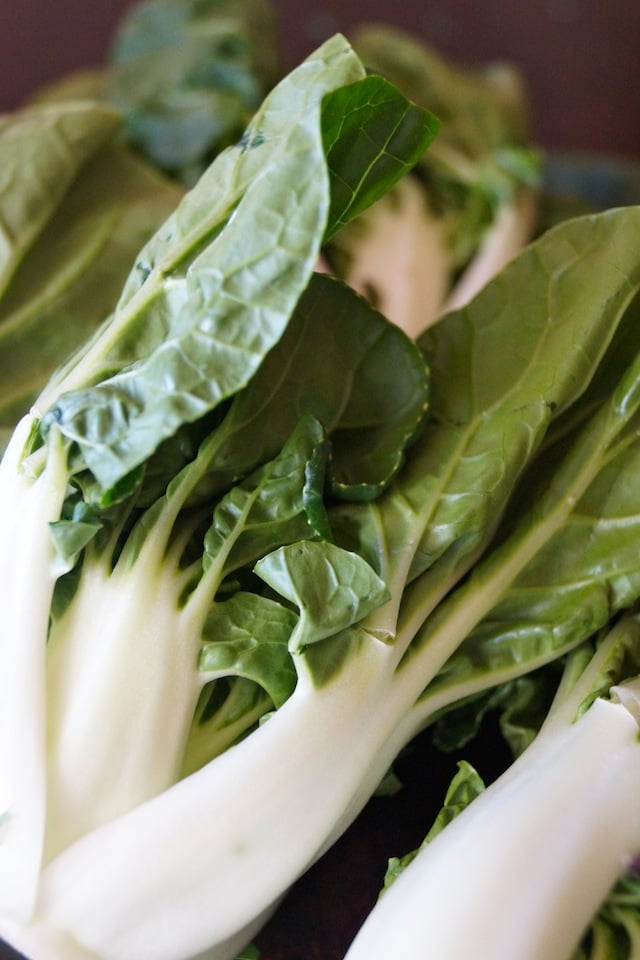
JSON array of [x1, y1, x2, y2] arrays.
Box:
[[39, 35, 367, 490], [234, 945, 261, 960], [39, 37, 439, 501], [321, 74, 440, 241], [301, 276, 430, 499], [49, 504, 103, 574], [0, 101, 121, 298], [381, 207, 640, 595], [107, 0, 278, 181], [350, 24, 539, 263], [183, 272, 429, 503], [254, 539, 389, 652], [0, 145, 182, 437], [199, 592, 297, 708], [200, 414, 330, 579], [352, 24, 531, 162], [422, 344, 640, 708]]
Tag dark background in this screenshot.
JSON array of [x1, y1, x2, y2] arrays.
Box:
[[0, 2, 638, 959], [1, 0, 640, 157]]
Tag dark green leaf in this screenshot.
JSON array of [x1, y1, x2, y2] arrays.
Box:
[[321, 74, 440, 241], [201, 415, 330, 577], [199, 592, 297, 708], [254, 539, 389, 652], [107, 0, 278, 180]]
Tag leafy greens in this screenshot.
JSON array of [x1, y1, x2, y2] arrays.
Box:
[[3, 20, 640, 960]]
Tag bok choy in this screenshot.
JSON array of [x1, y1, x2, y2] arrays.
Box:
[[0, 34, 437, 960], [0, 100, 183, 453], [343, 613, 640, 960], [324, 23, 541, 336], [4, 25, 640, 960]]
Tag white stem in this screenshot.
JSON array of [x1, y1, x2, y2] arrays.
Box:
[[341, 177, 454, 339], [0, 913, 103, 960], [442, 188, 538, 315], [344, 697, 640, 960], [0, 416, 67, 922], [35, 639, 399, 960], [44, 554, 204, 861]]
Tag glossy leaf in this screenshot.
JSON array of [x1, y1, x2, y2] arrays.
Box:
[[199, 592, 297, 708], [254, 539, 389, 652], [321, 74, 440, 241]]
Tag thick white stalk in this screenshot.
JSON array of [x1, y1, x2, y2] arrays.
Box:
[[0, 416, 67, 922], [0, 913, 103, 960], [442, 188, 538, 315], [344, 696, 640, 960], [44, 551, 205, 862], [340, 176, 454, 339], [35, 637, 401, 960]]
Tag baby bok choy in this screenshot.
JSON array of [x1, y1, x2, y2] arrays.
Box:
[[4, 27, 640, 960], [0, 32, 437, 960], [12, 199, 640, 960], [0, 99, 183, 453], [323, 23, 541, 336], [343, 611, 640, 960]]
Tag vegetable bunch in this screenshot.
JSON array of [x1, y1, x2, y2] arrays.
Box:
[[345, 616, 640, 960], [0, 34, 438, 960], [3, 18, 640, 960]]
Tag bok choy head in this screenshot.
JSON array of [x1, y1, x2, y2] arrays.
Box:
[[323, 23, 542, 336], [0, 33, 437, 960], [344, 612, 640, 960], [5, 24, 640, 960], [10, 201, 640, 960]]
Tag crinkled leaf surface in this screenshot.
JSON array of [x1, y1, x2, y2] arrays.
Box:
[[200, 415, 330, 579], [199, 592, 297, 708], [41, 36, 437, 496], [40, 35, 363, 488], [254, 539, 389, 652]]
